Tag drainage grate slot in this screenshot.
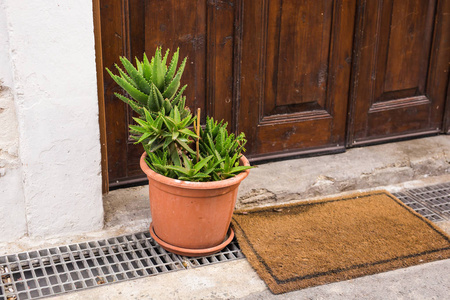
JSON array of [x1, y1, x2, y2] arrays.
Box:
[[394, 192, 444, 222], [0, 232, 243, 299], [184, 239, 244, 268], [393, 182, 450, 221]]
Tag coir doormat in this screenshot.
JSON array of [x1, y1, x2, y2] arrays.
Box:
[[231, 191, 450, 294]]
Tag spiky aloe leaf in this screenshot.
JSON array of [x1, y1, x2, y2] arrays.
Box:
[[178, 139, 196, 155], [229, 165, 252, 174], [120, 56, 151, 94], [171, 131, 180, 141], [146, 85, 160, 112], [162, 57, 187, 99], [179, 113, 193, 128], [146, 135, 160, 147], [162, 115, 175, 132], [162, 49, 170, 72], [171, 105, 181, 123], [135, 58, 143, 75], [145, 159, 158, 173], [163, 99, 172, 114], [194, 173, 211, 179], [149, 139, 164, 152], [193, 155, 213, 173], [163, 135, 174, 148], [113, 92, 144, 116], [106, 68, 148, 104], [165, 165, 191, 176], [178, 128, 197, 139], [154, 113, 164, 131], [144, 108, 154, 122], [132, 117, 150, 128], [142, 53, 152, 82], [129, 124, 148, 134], [164, 48, 179, 87], [152, 48, 165, 91], [162, 80, 180, 100], [216, 127, 225, 153], [137, 132, 151, 144], [168, 144, 182, 166], [178, 96, 190, 118], [153, 83, 164, 110], [181, 152, 192, 169], [114, 64, 137, 88], [205, 117, 212, 135], [152, 163, 168, 174], [170, 84, 187, 105]]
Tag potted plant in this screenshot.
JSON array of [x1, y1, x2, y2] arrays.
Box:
[[106, 48, 252, 256]]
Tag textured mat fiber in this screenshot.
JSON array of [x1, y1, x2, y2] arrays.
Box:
[[232, 191, 450, 294]]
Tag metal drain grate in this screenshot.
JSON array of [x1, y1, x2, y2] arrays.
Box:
[[185, 240, 244, 268], [394, 192, 444, 222], [393, 182, 450, 222], [0, 232, 243, 300]]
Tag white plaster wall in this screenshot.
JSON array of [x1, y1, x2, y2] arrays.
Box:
[[2, 0, 104, 239], [0, 0, 27, 242]]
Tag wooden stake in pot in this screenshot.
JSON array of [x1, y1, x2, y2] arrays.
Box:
[[196, 108, 200, 162]]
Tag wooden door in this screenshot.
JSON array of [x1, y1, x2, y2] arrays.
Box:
[[238, 0, 356, 161], [96, 0, 449, 189], [347, 0, 450, 145]]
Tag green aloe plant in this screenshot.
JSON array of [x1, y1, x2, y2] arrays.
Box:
[[197, 117, 250, 180], [106, 47, 189, 118], [108, 48, 252, 182], [129, 106, 197, 167]]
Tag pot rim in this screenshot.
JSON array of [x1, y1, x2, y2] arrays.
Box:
[[140, 152, 251, 190]]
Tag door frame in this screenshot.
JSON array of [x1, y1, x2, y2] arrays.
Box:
[[93, 0, 109, 193]]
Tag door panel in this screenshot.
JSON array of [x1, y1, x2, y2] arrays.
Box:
[[268, 1, 332, 109], [348, 0, 450, 145], [238, 0, 356, 160]]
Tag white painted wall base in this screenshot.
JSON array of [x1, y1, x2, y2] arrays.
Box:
[[0, 0, 104, 242], [0, 168, 26, 242], [0, 87, 27, 242]]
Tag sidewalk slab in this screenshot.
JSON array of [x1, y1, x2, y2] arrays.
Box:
[[46, 258, 450, 300]]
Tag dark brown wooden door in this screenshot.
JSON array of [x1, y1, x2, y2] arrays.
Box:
[[238, 0, 356, 160], [347, 0, 450, 145], [97, 0, 449, 188]]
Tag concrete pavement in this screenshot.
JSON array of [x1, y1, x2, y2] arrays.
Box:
[[2, 135, 450, 299]]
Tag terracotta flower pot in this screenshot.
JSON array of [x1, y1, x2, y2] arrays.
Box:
[[140, 152, 250, 257]]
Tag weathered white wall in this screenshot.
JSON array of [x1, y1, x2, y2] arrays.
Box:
[[0, 0, 27, 242], [0, 0, 104, 241]]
